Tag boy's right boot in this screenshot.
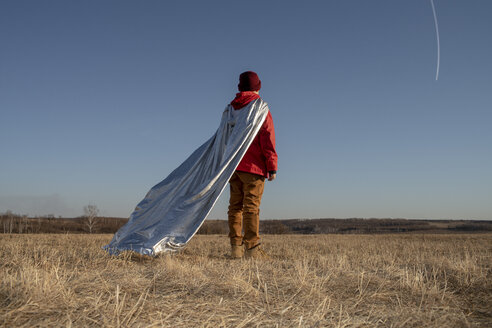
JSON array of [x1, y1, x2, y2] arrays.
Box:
[[245, 244, 269, 259]]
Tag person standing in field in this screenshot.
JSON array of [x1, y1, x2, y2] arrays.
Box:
[[228, 71, 278, 259]]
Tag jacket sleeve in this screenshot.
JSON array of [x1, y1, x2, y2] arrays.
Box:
[[259, 111, 278, 172]]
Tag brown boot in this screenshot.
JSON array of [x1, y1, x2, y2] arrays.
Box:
[[245, 244, 269, 259], [231, 245, 244, 259]]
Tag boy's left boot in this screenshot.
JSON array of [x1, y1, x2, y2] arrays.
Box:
[[231, 245, 244, 259]]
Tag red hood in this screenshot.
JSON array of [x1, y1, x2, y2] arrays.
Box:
[[230, 91, 260, 110]]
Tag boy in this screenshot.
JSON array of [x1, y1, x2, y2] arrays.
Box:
[[228, 71, 277, 259]]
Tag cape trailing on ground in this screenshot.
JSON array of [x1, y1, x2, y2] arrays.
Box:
[[103, 99, 269, 256]]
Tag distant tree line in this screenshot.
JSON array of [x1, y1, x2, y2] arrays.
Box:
[[198, 218, 492, 235], [1, 211, 491, 234], [0, 210, 127, 234]]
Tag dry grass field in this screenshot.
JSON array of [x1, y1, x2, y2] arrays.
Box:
[[1, 233, 491, 327]]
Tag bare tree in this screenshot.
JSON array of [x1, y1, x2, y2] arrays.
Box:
[[7, 210, 14, 234], [18, 215, 23, 233], [83, 205, 99, 233]]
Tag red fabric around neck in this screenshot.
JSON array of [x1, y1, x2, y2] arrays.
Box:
[[230, 91, 260, 110]]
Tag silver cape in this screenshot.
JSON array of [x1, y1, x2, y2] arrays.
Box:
[[103, 99, 269, 256]]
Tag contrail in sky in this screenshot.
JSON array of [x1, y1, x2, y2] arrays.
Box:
[[430, 0, 440, 80]]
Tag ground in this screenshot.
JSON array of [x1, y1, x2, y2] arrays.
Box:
[[1, 233, 491, 327]]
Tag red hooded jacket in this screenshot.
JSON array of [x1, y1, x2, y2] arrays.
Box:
[[230, 91, 278, 177]]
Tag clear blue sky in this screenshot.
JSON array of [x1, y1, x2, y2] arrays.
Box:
[[1, 1, 491, 220]]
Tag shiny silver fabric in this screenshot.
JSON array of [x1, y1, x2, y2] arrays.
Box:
[[103, 99, 269, 256]]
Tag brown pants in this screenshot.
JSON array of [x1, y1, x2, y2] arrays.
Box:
[[228, 171, 265, 249]]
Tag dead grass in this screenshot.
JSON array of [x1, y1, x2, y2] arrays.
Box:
[[0, 233, 491, 327]]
